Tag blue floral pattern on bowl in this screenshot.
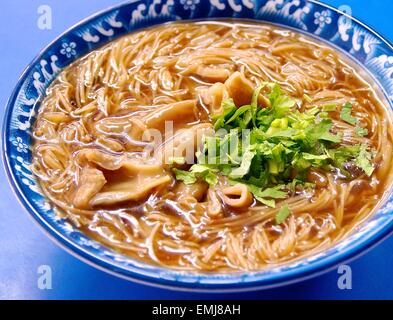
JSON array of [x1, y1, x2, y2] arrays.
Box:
[[2, 0, 393, 291]]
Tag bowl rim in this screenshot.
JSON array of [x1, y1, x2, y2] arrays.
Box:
[[3, 0, 393, 292]]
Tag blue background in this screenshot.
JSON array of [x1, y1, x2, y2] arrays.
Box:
[[1, 0, 393, 300]]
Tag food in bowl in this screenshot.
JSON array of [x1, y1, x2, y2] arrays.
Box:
[[31, 21, 393, 272]]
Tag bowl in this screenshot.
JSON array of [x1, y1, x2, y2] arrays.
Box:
[[3, 0, 393, 292]]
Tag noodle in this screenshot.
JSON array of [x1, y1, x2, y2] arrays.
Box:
[[31, 21, 393, 272]]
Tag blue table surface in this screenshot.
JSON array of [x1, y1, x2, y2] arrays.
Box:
[[1, 0, 393, 300]]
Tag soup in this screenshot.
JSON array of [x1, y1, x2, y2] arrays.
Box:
[[32, 21, 393, 271]]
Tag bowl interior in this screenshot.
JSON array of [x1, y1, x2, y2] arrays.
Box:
[[3, 0, 393, 291]]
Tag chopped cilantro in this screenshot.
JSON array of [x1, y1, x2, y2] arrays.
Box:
[[172, 83, 376, 211], [322, 104, 336, 112], [173, 168, 197, 185], [303, 94, 313, 103], [229, 149, 255, 178], [276, 204, 291, 224], [340, 102, 357, 125], [355, 144, 374, 176], [355, 126, 368, 137], [173, 165, 219, 186]]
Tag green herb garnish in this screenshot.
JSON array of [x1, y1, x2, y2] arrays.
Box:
[[340, 102, 357, 125], [355, 126, 368, 137], [355, 144, 375, 176], [276, 204, 291, 224], [322, 104, 336, 112], [172, 84, 376, 218]]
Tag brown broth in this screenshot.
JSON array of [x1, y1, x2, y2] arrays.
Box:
[[32, 21, 393, 272]]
